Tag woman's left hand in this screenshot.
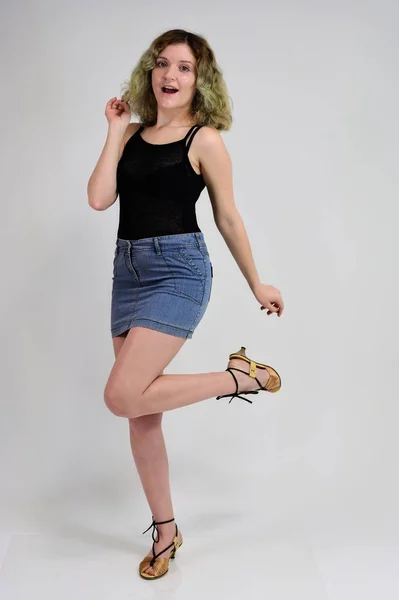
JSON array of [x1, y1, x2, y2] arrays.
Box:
[[253, 283, 284, 317]]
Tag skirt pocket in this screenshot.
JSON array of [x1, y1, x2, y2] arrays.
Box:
[[162, 247, 206, 305], [177, 246, 207, 279]]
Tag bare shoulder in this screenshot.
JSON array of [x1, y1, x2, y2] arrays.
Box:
[[196, 125, 224, 146], [194, 126, 230, 170], [118, 122, 142, 160]]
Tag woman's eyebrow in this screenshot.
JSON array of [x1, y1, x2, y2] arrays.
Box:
[[158, 56, 194, 65]]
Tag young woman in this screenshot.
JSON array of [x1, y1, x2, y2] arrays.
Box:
[[87, 28, 284, 580]]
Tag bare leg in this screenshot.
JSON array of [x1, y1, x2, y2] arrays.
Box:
[[105, 327, 270, 419], [112, 333, 183, 577]]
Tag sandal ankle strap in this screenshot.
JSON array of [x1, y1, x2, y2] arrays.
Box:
[[142, 516, 177, 543], [216, 367, 260, 404]]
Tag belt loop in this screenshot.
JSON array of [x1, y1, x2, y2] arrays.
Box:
[[194, 232, 202, 251], [154, 237, 161, 255]]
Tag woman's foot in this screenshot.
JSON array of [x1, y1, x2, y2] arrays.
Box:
[[227, 357, 270, 393], [141, 528, 183, 577]]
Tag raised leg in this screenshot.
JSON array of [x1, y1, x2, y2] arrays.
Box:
[[104, 327, 270, 419]]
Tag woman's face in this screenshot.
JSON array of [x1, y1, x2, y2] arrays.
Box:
[[151, 43, 197, 114]]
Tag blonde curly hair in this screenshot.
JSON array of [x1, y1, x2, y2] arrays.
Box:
[[121, 29, 233, 131]]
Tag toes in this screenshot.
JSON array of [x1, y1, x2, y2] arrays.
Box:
[[145, 566, 154, 576]]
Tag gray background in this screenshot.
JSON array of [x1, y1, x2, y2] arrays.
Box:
[[0, 0, 398, 597]]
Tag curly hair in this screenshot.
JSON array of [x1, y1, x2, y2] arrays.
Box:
[[121, 29, 233, 131]]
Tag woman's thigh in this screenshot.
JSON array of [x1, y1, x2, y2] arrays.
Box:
[[112, 331, 128, 358], [111, 330, 166, 424], [106, 326, 186, 402]]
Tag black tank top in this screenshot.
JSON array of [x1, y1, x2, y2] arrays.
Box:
[[116, 124, 206, 240]]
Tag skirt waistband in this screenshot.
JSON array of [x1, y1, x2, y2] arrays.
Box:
[[116, 232, 207, 253]]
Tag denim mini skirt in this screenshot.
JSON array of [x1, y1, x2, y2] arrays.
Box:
[[111, 232, 213, 339]]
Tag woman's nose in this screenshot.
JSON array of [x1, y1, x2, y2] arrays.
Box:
[[164, 65, 178, 77]]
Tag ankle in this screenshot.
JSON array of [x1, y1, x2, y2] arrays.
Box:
[[155, 523, 177, 539], [228, 359, 269, 389]]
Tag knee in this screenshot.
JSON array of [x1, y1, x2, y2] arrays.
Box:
[[103, 382, 141, 419]]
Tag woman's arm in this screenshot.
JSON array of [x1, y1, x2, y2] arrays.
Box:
[[87, 123, 134, 211], [197, 127, 284, 316], [197, 127, 261, 292]]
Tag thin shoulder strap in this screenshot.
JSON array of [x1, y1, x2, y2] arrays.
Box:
[[184, 125, 203, 152], [182, 125, 197, 145]]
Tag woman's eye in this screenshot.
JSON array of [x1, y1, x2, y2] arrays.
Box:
[[156, 61, 190, 72]]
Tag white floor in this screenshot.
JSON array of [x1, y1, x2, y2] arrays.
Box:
[[0, 526, 398, 599]]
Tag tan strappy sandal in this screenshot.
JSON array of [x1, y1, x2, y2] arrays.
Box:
[[216, 346, 282, 404], [139, 516, 183, 580]]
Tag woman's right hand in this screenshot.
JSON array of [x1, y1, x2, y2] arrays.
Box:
[[105, 96, 131, 128]]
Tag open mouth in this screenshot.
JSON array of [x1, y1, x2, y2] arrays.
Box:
[[162, 86, 178, 94]]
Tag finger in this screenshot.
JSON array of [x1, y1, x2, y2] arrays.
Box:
[[264, 305, 278, 314]]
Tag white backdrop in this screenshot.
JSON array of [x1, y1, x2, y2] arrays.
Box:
[[1, 0, 398, 597]]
